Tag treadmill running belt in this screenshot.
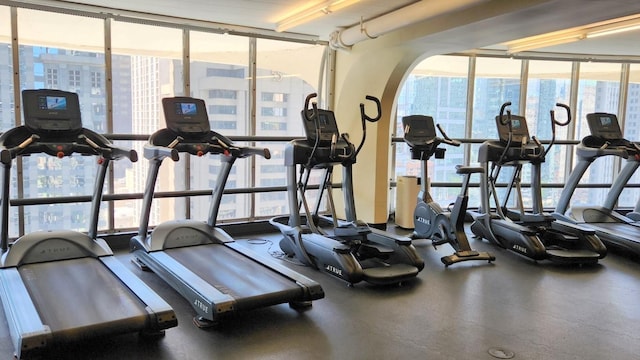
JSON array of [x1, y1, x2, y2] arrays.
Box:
[[589, 222, 640, 244], [166, 244, 303, 310], [20, 257, 149, 341]]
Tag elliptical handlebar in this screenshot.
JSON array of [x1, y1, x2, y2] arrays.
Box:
[[354, 95, 382, 158], [497, 101, 514, 163], [551, 103, 571, 127], [303, 93, 318, 122], [543, 102, 572, 157], [360, 95, 382, 123], [499, 101, 512, 125]]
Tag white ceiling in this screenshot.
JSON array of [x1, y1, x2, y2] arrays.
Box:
[[51, 0, 419, 38], [30, 0, 640, 57]]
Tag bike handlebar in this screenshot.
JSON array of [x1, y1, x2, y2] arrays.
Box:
[[436, 124, 461, 147]]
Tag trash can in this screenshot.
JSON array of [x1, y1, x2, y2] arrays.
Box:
[[396, 176, 422, 229]]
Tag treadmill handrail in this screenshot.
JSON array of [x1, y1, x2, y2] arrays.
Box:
[[0, 127, 137, 162], [144, 128, 270, 161]]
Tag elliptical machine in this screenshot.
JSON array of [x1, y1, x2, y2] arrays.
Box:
[[270, 94, 424, 285], [403, 115, 495, 266], [470, 102, 607, 264]]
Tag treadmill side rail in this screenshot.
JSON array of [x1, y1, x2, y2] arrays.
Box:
[[100, 257, 178, 329], [0, 268, 52, 358], [135, 250, 237, 321]]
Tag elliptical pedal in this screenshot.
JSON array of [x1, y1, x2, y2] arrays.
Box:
[[542, 231, 582, 249], [356, 242, 395, 261], [441, 250, 496, 267]]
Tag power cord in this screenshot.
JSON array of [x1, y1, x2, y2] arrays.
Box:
[[245, 238, 307, 266]]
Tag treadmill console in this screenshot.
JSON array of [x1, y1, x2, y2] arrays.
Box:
[[496, 114, 529, 145], [586, 113, 622, 140], [402, 115, 437, 148], [22, 89, 82, 134], [302, 109, 340, 145], [162, 97, 210, 137]]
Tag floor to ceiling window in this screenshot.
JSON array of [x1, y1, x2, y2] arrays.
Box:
[[0, 6, 15, 235], [16, 8, 106, 234], [573, 62, 622, 207], [525, 60, 572, 207], [255, 39, 325, 218], [619, 63, 640, 208], [396, 54, 639, 213], [111, 21, 183, 230], [189, 31, 250, 222], [4, 3, 330, 237], [395, 55, 469, 206]]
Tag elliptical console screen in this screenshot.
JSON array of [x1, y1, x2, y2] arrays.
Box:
[[586, 113, 622, 140], [22, 89, 82, 133], [162, 97, 210, 135], [302, 109, 339, 144], [496, 114, 529, 144]]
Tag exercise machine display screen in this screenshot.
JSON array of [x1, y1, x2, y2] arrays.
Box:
[[175, 102, 198, 115], [162, 97, 210, 135], [302, 109, 339, 143], [512, 118, 521, 129], [496, 114, 529, 144], [586, 113, 622, 140], [22, 89, 82, 133], [39, 96, 67, 110]]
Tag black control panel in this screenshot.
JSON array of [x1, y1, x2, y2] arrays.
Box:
[[302, 109, 340, 144], [478, 113, 542, 164], [22, 89, 82, 134], [586, 113, 622, 140], [496, 114, 529, 144], [162, 97, 210, 137], [402, 115, 437, 148], [286, 104, 354, 167]]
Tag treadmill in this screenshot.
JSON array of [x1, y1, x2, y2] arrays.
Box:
[[554, 112, 640, 255], [0, 89, 177, 359], [130, 96, 324, 328]]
